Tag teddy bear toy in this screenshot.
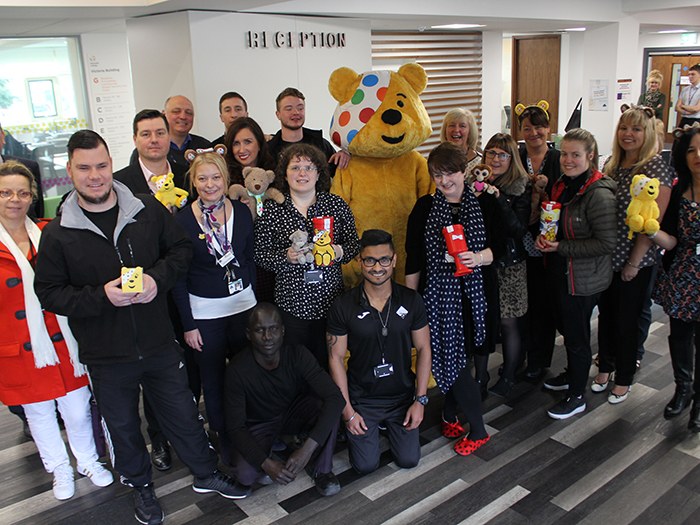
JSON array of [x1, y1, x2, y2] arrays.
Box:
[[151, 172, 189, 209], [470, 164, 497, 195], [328, 63, 433, 286], [288, 230, 314, 264], [312, 228, 336, 267], [228, 166, 284, 220], [626, 173, 660, 239]]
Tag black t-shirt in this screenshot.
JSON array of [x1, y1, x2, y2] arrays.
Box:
[[82, 203, 119, 244], [326, 282, 428, 407]]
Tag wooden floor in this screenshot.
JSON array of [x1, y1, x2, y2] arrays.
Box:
[[1, 305, 699, 525]]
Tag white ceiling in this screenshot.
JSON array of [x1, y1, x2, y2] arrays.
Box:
[[0, 0, 699, 37]]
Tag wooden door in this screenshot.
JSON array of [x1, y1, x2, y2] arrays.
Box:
[[648, 54, 700, 145], [511, 35, 560, 142]]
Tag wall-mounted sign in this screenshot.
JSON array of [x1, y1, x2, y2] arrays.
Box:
[[246, 31, 346, 49]]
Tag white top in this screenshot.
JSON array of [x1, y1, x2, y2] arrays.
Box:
[[681, 83, 700, 118]]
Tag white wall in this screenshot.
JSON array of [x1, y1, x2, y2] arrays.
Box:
[[481, 31, 504, 144], [126, 11, 371, 142]]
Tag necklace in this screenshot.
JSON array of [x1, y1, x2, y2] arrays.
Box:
[[378, 295, 392, 337]]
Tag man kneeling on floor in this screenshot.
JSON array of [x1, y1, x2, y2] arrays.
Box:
[[327, 229, 432, 474], [224, 302, 345, 496]]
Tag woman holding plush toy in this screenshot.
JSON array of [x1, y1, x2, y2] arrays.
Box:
[[594, 105, 673, 404], [649, 123, 700, 431], [516, 103, 561, 382], [536, 129, 617, 419], [254, 143, 359, 369], [172, 151, 257, 462], [225, 117, 278, 302]]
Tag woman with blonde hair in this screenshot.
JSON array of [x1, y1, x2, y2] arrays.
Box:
[[593, 106, 674, 404], [172, 151, 257, 462], [637, 69, 665, 120], [440, 108, 482, 172]]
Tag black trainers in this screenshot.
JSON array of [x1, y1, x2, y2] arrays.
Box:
[[314, 472, 341, 497], [192, 470, 250, 499], [547, 395, 586, 420], [544, 371, 570, 392], [134, 484, 164, 525]]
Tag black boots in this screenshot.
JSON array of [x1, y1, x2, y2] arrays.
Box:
[[665, 336, 695, 420], [664, 382, 693, 419], [689, 401, 700, 433]]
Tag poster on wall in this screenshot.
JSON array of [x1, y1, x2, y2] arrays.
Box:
[[589, 79, 609, 111], [616, 78, 632, 103], [80, 33, 136, 169]]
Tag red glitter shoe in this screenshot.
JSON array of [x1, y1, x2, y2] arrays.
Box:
[[441, 417, 466, 438], [453, 434, 490, 456]]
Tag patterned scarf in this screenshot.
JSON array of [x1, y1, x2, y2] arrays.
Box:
[[198, 197, 230, 257], [424, 189, 488, 393]]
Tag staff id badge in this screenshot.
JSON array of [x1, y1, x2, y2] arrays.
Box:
[[373, 362, 394, 378], [228, 278, 244, 294], [218, 249, 235, 268], [304, 269, 324, 284]]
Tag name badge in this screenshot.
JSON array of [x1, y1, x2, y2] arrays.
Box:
[[373, 362, 394, 378], [304, 269, 324, 284], [228, 278, 244, 294], [218, 250, 234, 267]]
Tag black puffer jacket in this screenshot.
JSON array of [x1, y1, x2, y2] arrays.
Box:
[[492, 174, 531, 268], [552, 170, 617, 296]]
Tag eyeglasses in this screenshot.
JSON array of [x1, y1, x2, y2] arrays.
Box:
[[484, 150, 512, 161], [360, 256, 393, 267], [288, 165, 318, 173], [0, 189, 33, 201]]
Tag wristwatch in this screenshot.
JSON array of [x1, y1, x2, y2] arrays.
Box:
[[415, 394, 429, 406]]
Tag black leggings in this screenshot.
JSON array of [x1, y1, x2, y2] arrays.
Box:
[[442, 367, 488, 440]]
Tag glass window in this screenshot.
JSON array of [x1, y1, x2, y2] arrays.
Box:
[[0, 37, 89, 198]]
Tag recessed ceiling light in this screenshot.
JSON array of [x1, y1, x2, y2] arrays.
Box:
[[562, 27, 587, 32], [431, 24, 485, 29], [656, 29, 689, 34]]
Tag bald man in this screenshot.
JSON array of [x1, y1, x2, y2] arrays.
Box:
[[163, 95, 211, 167]]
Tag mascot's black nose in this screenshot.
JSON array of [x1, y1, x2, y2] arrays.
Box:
[[381, 109, 402, 125]]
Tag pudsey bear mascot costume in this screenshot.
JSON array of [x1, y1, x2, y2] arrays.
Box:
[[329, 63, 433, 286]]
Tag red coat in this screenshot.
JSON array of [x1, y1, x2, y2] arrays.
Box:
[[0, 221, 88, 406]]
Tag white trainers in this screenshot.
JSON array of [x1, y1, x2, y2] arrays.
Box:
[[78, 461, 114, 488], [53, 463, 75, 500]]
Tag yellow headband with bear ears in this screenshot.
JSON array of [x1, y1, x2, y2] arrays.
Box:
[[514, 100, 550, 120], [620, 104, 654, 119], [184, 144, 227, 163], [672, 121, 700, 139]]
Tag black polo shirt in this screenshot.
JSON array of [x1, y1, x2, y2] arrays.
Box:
[[327, 281, 428, 407]]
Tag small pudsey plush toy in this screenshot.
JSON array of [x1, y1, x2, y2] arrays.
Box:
[[151, 172, 189, 209], [288, 230, 314, 264], [470, 164, 497, 195], [312, 228, 336, 267], [228, 166, 284, 219], [626, 173, 660, 239], [184, 144, 227, 164]]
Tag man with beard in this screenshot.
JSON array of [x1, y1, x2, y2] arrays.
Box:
[[34, 130, 247, 525], [327, 229, 431, 474], [267, 87, 347, 175]]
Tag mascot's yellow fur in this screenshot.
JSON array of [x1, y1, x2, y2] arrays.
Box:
[[625, 174, 660, 239], [329, 63, 433, 286]]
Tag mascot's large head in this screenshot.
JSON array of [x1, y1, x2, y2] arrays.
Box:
[[328, 63, 432, 159]]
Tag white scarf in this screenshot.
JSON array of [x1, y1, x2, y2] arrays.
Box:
[[0, 217, 86, 376]]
